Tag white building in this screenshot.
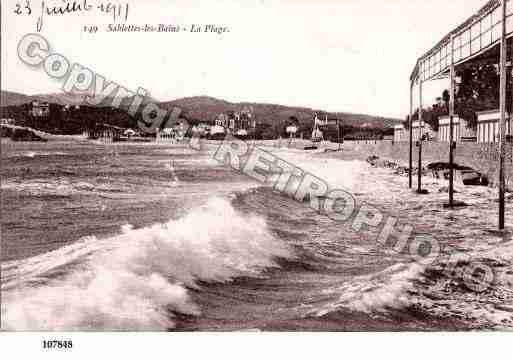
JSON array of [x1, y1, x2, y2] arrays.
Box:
[[192, 123, 211, 137], [30, 101, 50, 117], [438, 116, 461, 142], [0, 118, 14, 125], [412, 121, 436, 142], [394, 125, 406, 142], [286, 125, 298, 138], [476, 110, 511, 143], [438, 115, 476, 142], [156, 128, 175, 142]]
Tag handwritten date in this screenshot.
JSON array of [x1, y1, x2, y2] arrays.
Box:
[[13, 0, 130, 32]]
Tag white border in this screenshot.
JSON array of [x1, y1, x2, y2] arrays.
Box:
[[0, 333, 511, 359]]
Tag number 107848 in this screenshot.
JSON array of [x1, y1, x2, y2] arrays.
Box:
[[42, 340, 73, 349]]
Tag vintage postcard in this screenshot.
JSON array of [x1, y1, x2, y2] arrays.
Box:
[[1, 0, 513, 355]]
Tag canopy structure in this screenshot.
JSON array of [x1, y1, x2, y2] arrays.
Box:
[[410, 0, 512, 84], [409, 0, 511, 229]]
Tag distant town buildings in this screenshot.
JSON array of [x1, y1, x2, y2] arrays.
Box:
[[156, 121, 189, 142], [30, 101, 50, 117], [83, 124, 123, 142], [216, 113, 229, 128], [191, 123, 211, 138], [0, 118, 15, 125], [228, 108, 256, 137], [286, 125, 298, 137], [210, 108, 256, 138], [156, 128, 175, 142]]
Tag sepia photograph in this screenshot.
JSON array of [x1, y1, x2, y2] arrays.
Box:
[[1, 0, 513, 355]]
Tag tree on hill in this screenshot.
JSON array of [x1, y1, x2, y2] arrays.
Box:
[[0, 104, 140, 135]]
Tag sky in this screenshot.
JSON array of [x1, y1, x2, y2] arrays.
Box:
[[2, 0, 490, 118]]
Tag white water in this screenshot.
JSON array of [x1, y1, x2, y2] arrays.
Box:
[[4, 145, 513, 331], [263, 149, 513, 328], [313, 263, 425, 316], [263, 148, 370, 195], [1, 197, 294, 331]]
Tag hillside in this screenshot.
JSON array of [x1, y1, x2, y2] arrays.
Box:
[[0, 91, 33, 107], [0, 102, 139, 135], [0, 91, 401, 139], [161, 96, 402, 129], [0, 90, 88, 107], [31, 92, 90, 106]]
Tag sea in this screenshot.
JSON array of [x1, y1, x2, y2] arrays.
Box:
[[2, 140, 513, 331]]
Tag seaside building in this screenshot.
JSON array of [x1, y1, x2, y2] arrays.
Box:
[[216, 114, 229, 128], [83, 124, 123, 142], [209, 114, 228, 138], [438, 116, 476, 143], [156, 121, 189, 142], [476, 110, 511, 143], [286, 125, 298, 138], [123, 129, 137, 138], [411, 121, 436, 142], [0, 118, 15, 125], [156, 128, 175, 142], [230, 109, 256, 137], [191, 123, 211, 138], [394, 125, 407, 142], [438, 116, 461, 142], [398, 117, 475, 143], [213, 109, 256, 138], [30, 101, 50, 117]]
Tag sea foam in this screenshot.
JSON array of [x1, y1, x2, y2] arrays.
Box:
[[1, 197, 293, 331]]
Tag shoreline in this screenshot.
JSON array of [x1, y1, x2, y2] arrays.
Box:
[[1, 136, 509, 190]]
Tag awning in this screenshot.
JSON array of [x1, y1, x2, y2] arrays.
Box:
[[410, 0, 513, 83]]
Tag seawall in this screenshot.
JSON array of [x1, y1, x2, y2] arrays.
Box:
[[328, 141, 513, 187]]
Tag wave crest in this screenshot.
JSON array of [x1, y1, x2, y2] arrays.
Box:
[[1, 197, 293, 331]]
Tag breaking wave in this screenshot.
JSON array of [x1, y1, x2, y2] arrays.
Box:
[[1, 197, 294, 331], [311, 263, 425, 317]]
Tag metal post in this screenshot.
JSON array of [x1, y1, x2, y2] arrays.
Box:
[[449, 34, 456, 207], [409, 81, 414, 189], [337, 119, 341, 151], [499, 0, 507, 230], [418, 78, 423, 193]]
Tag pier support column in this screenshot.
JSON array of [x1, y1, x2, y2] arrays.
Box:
[[417, 78, 423, 194], [449, 34, 456, 207], [499, 0, 507, 230], [409, 81, 413, 189]]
